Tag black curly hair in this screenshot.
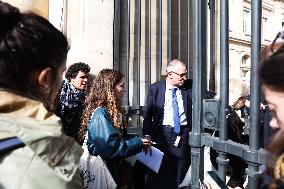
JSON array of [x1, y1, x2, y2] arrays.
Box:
[[65, 62, 90, 81]]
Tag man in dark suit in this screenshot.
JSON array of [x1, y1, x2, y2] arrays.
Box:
[[141, 59, 192, 189]]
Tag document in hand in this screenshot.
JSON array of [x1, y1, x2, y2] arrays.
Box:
[[135, 146, 164, 173]]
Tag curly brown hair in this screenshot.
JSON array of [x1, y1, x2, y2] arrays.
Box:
[[79, 69, 126, 142], [65, 62, 90, 82]]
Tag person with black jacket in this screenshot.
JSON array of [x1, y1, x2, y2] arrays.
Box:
[[55, 62, 90, 144]]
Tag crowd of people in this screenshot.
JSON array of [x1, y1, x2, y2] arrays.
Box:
[[2, 1, 284, 189], [0, 2, 150, 189]]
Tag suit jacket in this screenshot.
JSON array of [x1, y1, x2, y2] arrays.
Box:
[[142, 79, 193, 137]]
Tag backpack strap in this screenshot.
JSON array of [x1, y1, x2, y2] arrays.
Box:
[[0, 137, 25, 155]]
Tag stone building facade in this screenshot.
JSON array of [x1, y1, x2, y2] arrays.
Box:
[[6, 0, 284, 107], [226, 0, 284, 103]]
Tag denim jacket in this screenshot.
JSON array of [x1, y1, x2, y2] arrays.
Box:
[[87, 107, 143, 184]]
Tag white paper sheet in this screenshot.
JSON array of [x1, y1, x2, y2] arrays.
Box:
[[135, 146, 164, 173]]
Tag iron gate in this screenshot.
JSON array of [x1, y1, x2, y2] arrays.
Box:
[[114, 0, 267, 188]]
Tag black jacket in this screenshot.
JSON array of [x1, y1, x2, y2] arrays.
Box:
[[142, 79, 193, 137]]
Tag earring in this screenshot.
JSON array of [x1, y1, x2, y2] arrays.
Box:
[[40, 86, 50, 94]]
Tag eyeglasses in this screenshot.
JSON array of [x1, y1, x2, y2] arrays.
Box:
[[171, 71, 187, 78]]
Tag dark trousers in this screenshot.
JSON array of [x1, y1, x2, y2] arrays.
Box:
[[133, 161, 148, 189], [133, 126, 191, 189]]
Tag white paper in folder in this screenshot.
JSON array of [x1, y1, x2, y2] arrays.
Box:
[[135, 146, 164, 173]]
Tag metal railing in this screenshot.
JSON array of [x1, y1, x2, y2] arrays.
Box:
[[114, 0, 267, 188]]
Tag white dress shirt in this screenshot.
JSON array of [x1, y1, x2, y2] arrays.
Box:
[[162, 81, 187, 127]]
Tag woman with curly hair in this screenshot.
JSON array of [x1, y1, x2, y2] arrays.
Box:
[[79, 69, 151, 188]]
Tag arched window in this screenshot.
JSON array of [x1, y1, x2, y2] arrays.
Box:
[[240, 55, 250, 82], [241, 55, 250, 67]]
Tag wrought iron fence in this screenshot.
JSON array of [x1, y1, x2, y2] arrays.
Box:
[[114, 0, 267, 188]]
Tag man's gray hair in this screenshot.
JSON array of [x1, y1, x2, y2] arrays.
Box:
[[166, 59, 186, 72]]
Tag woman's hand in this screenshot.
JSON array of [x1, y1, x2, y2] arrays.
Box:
[[141, 136, 152, 155]]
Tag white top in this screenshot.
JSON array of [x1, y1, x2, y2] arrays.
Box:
[[162, 81, 187, 126]]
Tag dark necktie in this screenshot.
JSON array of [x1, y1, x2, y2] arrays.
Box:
[[171, 88, 180, 134]]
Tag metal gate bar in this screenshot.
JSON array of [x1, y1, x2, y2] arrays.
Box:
[[187, 0, 191, 78], [178, 0, 182, 60], [147, 0, 151, 87], [168, 0, 172, 60], [218, 0, 229, 181], [136, 0, 142, 126], [113, 0, 120, 70], [209, 0, 216, 92], [189, 1, 207, 188], [247, 0, 262, 188], [158, 0, 163, 80], [190, 0, 202, 186], [125, 0, 131, 121], [126, 0, 131, 107]]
